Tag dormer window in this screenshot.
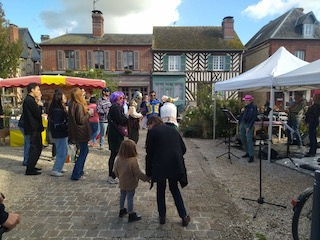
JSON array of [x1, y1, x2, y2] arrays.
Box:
[[303, 23, 314, 37]]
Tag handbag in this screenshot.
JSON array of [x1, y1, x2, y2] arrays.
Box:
[[116, 124, 128, 137]]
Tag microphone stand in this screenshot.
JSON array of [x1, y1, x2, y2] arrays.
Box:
[[242, 115, 286, 218]]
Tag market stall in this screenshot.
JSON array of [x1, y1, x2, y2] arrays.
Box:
[[0, 75, 106, 147]]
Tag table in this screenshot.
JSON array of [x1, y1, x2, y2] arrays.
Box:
[[254, 121, 283, 142]]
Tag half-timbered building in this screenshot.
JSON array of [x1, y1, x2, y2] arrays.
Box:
[[152, 17, 245, 110]]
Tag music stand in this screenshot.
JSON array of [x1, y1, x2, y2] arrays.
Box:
[[216, 108, 239, 163], [242, 114, 286, 218], [282, 122, 300, 168]]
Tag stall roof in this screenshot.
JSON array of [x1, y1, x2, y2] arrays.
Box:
[[0, 75, 106, 89]]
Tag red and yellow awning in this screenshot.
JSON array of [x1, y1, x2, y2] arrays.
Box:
[[0, 75, 106, 88]]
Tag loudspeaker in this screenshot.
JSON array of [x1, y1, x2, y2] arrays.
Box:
[[258, 146, 278, 160]]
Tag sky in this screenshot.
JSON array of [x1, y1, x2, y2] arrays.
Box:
[[1, 0, 320, 45]]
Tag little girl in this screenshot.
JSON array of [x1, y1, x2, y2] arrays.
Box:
[[113, 139, 149, 222]]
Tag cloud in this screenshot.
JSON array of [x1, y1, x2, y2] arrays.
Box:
[[242, 0, 320, 20], [39, 0, 181, 38]]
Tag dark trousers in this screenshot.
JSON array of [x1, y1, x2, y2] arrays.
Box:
[[156, 179, 187, 219], [108, 151, 117, 178], [308, 120, 319, 155], [26, 131, 43, 172]]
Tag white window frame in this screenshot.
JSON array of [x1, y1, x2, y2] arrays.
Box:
[[303, 24, 314, 37], [169, 56, 181, 71], [294, 50, 305, 60], [213, 56, 225, 71]]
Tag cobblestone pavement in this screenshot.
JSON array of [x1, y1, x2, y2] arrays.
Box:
[[0, 130, 255, 240]]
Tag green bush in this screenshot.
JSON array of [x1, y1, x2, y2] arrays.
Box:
[[179, 88, 242, 139]]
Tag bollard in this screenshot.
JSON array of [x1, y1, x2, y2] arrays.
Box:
[[310, 170, 320, 240]]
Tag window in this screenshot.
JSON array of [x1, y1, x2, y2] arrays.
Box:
[[154, 82, 183, 100], [303, 24, 314, 37], [294, 50, 305, 60], [124, 51, 134, 70], [169, 56, 181, 71], [94, 51, 104, 69], [208, 55, 231, 71], [65, 50, 75, 70], [213, 56, 225, 70]]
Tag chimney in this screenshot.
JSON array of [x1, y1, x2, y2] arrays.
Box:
[[92, 10, 104, 38], [222, 16, 234, 39], [41, 35, 50, 42], [9, 24, 19, 42]]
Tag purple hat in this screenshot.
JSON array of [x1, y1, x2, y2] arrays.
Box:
[[242, 95, 254, 101]]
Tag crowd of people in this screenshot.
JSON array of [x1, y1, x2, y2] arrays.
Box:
[[0, 83, 189, 232]]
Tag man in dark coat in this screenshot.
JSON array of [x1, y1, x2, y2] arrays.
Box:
[[23, 83, 44, 175], [145, 116, 190, 226], [0, 192, 20, 232]]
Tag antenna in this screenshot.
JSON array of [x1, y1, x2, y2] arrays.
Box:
[[93, 0, 100, 10]]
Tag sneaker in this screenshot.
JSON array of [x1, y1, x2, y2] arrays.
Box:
[[119, 208, 128, 218], [128, 212, 141, 222], [182, 215, 191, 226], [248, 156, 254, 163], [107, 176, 117, 184], [50, 171, 63, 177], [61, 169, 68, 173]]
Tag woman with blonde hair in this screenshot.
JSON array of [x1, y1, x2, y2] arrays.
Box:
[[68, 87, 91, 180]]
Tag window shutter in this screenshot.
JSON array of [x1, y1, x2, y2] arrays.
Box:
[[207, 56, 213, 70], [104, 50, 110, 70], [180, 55, 186, 71], [133, 51, 139, 70], [163, 55, 168, 71], [75, 50, 81, 70], [87, 50, 93, 69], [57, 50, 64, 70], [116, 50, 123, 70], [224, 55, 231, 71]]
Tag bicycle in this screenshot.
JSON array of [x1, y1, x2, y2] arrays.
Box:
[[291, 186, 313, 240]]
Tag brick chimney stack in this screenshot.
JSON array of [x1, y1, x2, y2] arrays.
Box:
[[9, 24, 19, 42], [222, 16, 234, 39], [92, 10, 104, 38]]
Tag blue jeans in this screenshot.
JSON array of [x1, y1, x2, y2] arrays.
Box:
[[308, 120, 319, 155], [156, 179, 187, 219], [89, 122, 100, 143], [239, 122, 254, 157], [287, 117, 302, 146], [99, 122, 108, 147], [120, 189, 135, 213], [19, 127, 30, 166], [71, 142, 89, 180], [52, 137, 68, 172]]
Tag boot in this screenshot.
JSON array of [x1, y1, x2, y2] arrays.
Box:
[[128, 212, 141, 222], [242, 153, 249, 158], [248, 156, 254, 163], [118, 208, 128, 218]]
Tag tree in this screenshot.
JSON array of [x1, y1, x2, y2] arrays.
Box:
[[0, 3, 23, 78]]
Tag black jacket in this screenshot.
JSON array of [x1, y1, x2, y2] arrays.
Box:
[[22, 95, 44, 134], [305, 103, 320, 124], [49, 107, 68, 138], [146, 124, 188, 188], [239, 102, 258, 130]]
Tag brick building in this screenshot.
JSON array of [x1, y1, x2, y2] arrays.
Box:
[[40, 10, 152, 98], [243, 8, 320, 109]]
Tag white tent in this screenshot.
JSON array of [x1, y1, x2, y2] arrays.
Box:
[[215, 46, 308, 92], [274, 59, 320, 90], [214, 46, 308, 162]]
